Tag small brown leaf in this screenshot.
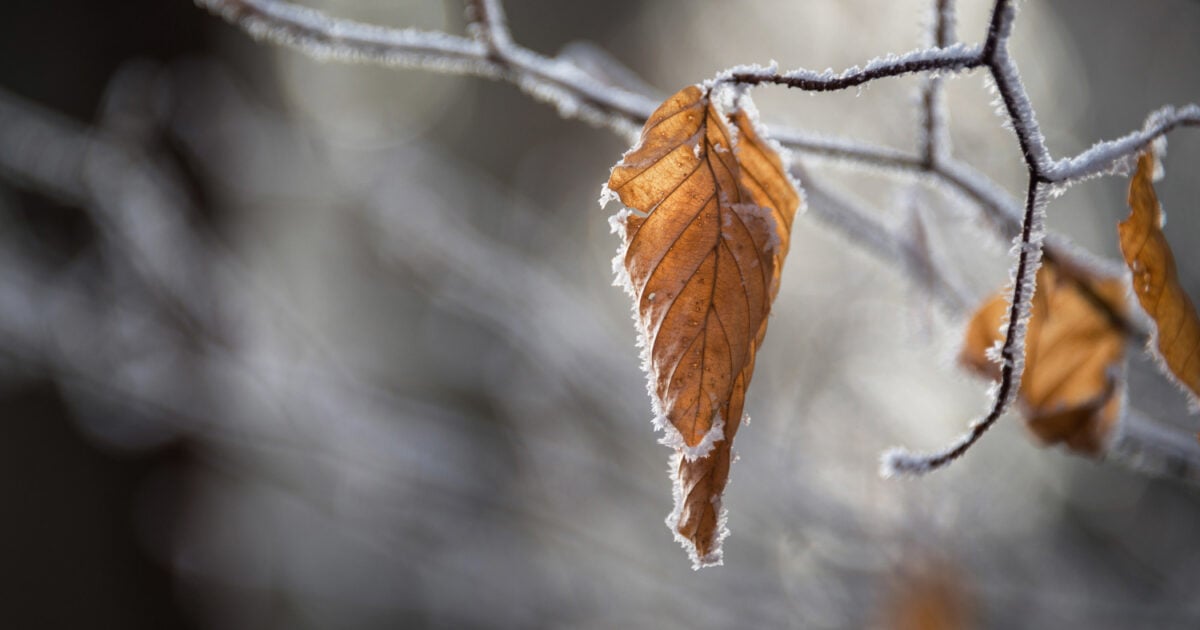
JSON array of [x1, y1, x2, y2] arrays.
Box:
[[1119, 152, 1200, 405], [606, 85, 799, 566], [960, 264, 1127, 455]]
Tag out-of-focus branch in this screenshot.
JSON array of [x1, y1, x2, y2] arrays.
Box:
[[798, 169, 973, 315], [918, 0, 954, 166], [0, 84, 213, 334], [194, 0, 654, 138], [199, 0, 501, 73]]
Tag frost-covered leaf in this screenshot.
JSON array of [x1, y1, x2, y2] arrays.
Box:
[[1119, 152, 1200, 407], [604, 85, 799, 567], [961, 264, 1127, 455]]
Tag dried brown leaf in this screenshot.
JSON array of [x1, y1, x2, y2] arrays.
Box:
[[960, 264, 1127, 455], [1119, 152, 1200, 406], [606, 85, 799, 566]]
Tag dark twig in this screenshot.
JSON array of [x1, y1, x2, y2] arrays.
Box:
[[718, 45, 983, 91]]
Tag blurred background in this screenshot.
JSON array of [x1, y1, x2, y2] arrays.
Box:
[[2, 0, 1200, 628]]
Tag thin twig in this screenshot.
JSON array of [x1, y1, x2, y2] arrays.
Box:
[[716, 44, 983, 91], [199, 0, 500, 73], [1048, 105, 1200, 183], [800, 171, 973, 314]]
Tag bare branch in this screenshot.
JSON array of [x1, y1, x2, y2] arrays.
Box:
[[195, 0, 1200, 196], [183, 0, 1200, 479], [194, 0, 1196, 260], [197, 0, 501, 74], [194, 0, 656, 139]]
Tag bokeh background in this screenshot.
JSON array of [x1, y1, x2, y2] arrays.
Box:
[[2, 1, 1200, 628]]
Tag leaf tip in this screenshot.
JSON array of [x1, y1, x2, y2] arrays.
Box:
[[666, 500, 728, 568]]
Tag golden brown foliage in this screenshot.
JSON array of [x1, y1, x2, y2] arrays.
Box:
[[1119, 152, 1200, 404], [961, 265, 1127, 455], [607, 85, 799, 565]]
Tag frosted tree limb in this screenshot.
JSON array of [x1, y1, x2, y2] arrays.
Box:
[[196, 0, 501, 74], [713, 43, 983, 91], [193, 0, 1195, 272], [192, 0, 1113, 294], [190, 0, 1200, 478], [982, 0, 1053, 173], [194, 0, 655, 139]]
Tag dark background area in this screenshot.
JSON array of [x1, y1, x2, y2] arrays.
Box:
[[0, 0, 205, 626]]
